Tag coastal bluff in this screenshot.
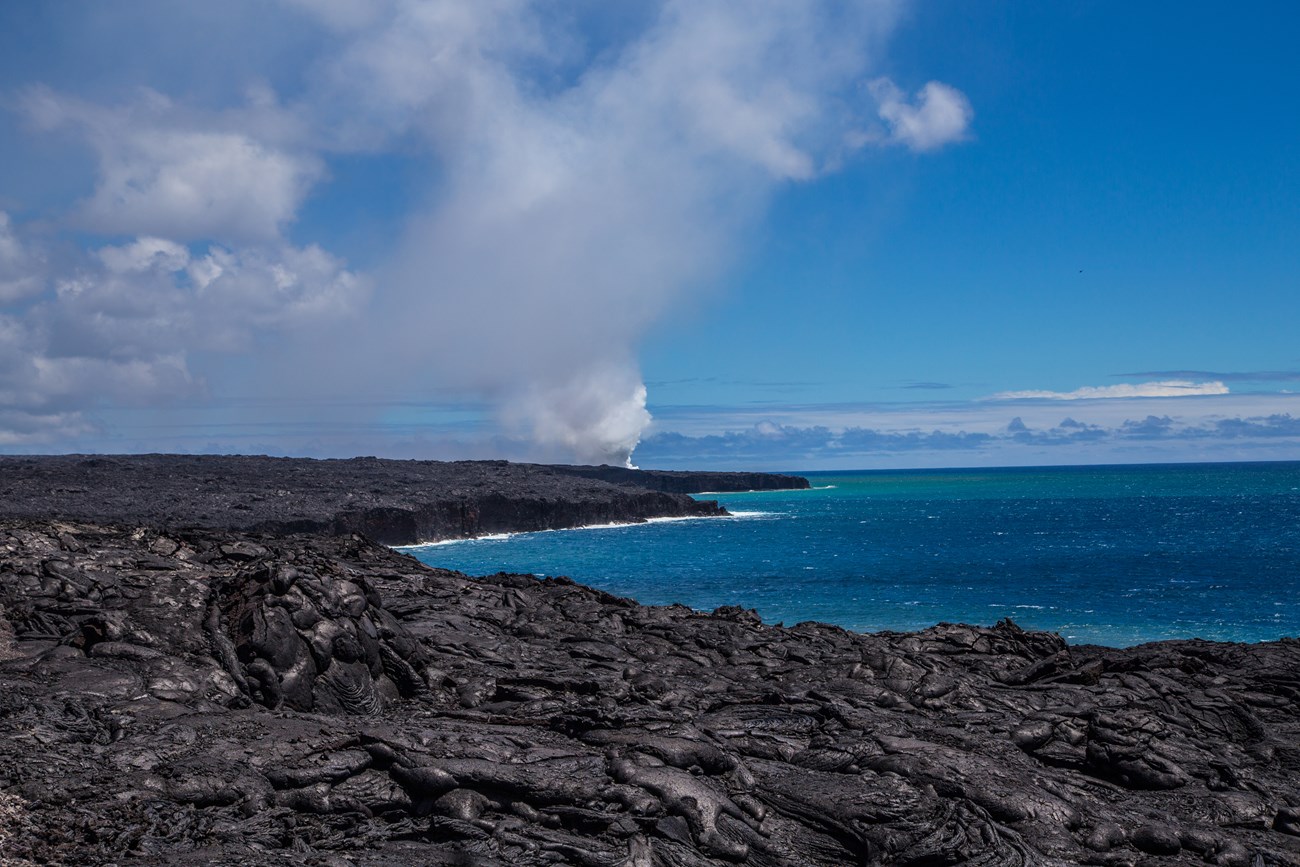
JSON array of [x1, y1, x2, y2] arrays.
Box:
[[0, 454, 794, 545], [1, 458, 1298, 865]]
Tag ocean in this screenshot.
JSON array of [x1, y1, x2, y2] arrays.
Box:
[[404, 461, 1300, 647]]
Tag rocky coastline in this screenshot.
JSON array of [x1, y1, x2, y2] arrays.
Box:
[[1, 456, 1298, 865], [0, 455, 751, 546]]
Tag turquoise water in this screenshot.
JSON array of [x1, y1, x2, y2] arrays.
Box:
[[405, 462, 1300, 647]]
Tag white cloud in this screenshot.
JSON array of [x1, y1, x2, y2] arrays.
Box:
[[187, 243, 370, 346], [81, 236, 370, 352], [0, 314, 180, 415], [29, 354, 198, 408], [85, 129, 319, 242], [21, 87, 321, 243], [3, 81, 364, 442], [991, 380, 1230, 401], [0, 231, 367, 441], [0, 409, 95, 446], [97, 237, 190, 274], [870, 78, 973, 152]]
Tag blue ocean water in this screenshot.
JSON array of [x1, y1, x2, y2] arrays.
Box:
[[405, 462, 1300, 647]]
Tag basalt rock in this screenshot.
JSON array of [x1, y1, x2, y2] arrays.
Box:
[[2, 520, 1299, 865], [215, 558, 430, 714], [0, 455, 783, 545]]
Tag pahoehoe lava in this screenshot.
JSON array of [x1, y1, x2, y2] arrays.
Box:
[[0, 456, 1298, 865]]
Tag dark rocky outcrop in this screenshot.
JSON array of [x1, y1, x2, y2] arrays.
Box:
[[3, 520, 1299, 865], [0, 455, 793, 545]]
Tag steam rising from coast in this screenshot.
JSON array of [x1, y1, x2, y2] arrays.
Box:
[[336, 0, 971, 465], [0, 1, 973, 462]]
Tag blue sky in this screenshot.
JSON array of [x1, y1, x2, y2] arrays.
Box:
[[1, 1, 1297, 470]]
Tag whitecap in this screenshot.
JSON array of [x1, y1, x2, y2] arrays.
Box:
[[695, 485, 826, 495], [400, 532, 516, 550], [397, 510, 764, 549]]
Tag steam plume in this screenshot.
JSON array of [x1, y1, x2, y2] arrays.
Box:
[[304, 0, 969, 465]]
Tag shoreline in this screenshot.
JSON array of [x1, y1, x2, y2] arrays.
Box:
[[397, 509, 777, 549]]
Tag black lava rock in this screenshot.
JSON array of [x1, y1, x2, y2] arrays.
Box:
[[3, 519, 1299, 865]]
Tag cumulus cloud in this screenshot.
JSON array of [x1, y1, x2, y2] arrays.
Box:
[[1119, 415, 1177, 439], [96, 237, 190, 274], [21, 87, 321, 243], [1214, 413, 1300, 438], [1005, 416, 1108, 445], [991, 380, 1230, 401], [868, 78, 973, 151], [0, 223, 367, 435], [184, 243, 370, 345], [2, 76, 364, 442]]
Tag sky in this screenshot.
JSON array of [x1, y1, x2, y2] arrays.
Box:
[[0, 1, 1297, 471]]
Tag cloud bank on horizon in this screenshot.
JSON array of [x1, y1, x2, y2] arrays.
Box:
[[636, 390, 1300, 471], [0, 0, 973, 465]]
